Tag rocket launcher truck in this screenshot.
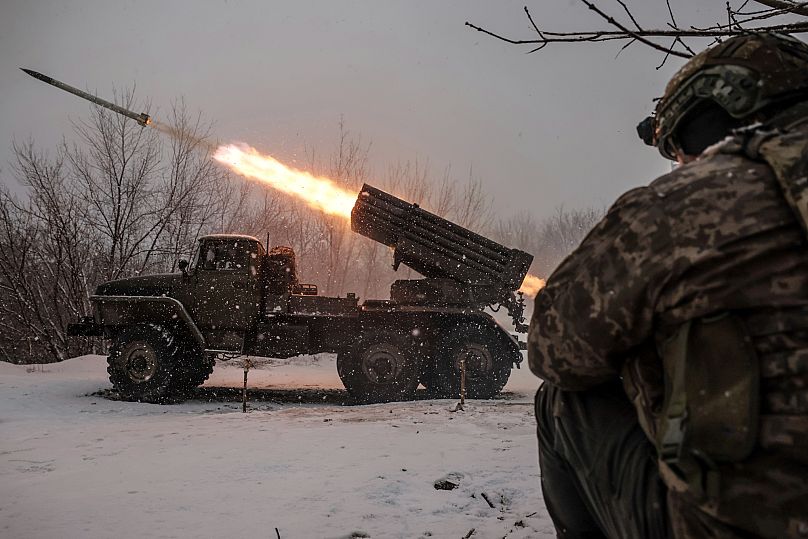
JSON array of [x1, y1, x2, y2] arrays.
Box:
[[69, 184, 534, 403]]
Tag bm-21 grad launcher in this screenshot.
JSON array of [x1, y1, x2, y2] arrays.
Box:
[[26, 66, 536, 404], [352, 184, 532, 331], [68, 181, 532, 410], [69, 183, 534, 404]]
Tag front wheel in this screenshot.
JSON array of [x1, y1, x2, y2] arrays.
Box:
[[337, 329, 419, 403], [107, 324, 183, 403], [173, 342, 215, 395], [433, 322, 514, 399]]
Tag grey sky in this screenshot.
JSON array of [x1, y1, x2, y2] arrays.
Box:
[[0, 1, 777, 217]]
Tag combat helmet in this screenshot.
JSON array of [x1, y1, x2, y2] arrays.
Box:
[[640, 33, 808, 160]]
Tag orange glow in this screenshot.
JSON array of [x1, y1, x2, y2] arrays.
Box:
[[214, 142, 546, 298], [519, 273, 546, 297], [213, 143, 357, 218]]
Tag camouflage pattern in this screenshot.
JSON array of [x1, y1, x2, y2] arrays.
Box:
[[535, 382, 673, 539], [529, 111, 808, 538]]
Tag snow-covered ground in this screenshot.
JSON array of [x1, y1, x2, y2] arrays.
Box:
[[0, 355, 553, 539]]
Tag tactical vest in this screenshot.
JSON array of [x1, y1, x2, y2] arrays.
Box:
[[651, 123, 808, 519]]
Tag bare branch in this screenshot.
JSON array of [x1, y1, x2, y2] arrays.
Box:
[[524, 6, 543, 37], [656, 39, 682, 69], [615, 37, 637, 58], [466, 1, 808, 60], [666, 0, 679, 28], [579, 0, 690, 57], [614, 0, 642, 31], [751, 0, 808, 16], [698, 1, 808, 30], [675, 36, 696, 56]]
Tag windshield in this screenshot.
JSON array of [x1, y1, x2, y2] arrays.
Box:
[[197, 240, 251, 272]]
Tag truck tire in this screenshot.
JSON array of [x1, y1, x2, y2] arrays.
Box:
[[433, 322, 513, 399], [173, 340, 215, 394], [337, 329, 419, 403], [181, 356, 215, 390], [107, 324, 183, 403]]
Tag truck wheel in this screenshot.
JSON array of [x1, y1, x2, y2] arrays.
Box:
[[434, 323, 512, 399], [337, 329, 419, 403], [173, 341, 215, 394], [107, 324, 183, 403], [181, 356, 215, 390]]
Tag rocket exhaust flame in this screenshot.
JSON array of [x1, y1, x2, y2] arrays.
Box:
[[213, 143, 356, 218], [519, 273, 546, 297], [213, 142, 545, 297]]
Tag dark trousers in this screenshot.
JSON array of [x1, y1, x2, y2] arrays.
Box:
[[535, 381, 673, 539]]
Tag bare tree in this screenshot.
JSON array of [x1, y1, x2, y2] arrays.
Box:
[[0, 89, 263, 362], [451, 171, 494, 232], [65, 90, 162, 281], [467, 1, 808, 67], [495, 206, 604, 278], [300, 119, 371, 295], [0, 144, 95, 361], [152, 101, 233, 271]]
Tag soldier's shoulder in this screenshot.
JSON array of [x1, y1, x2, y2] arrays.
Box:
[[650, 120, 808, 198], [602, 185, 667, 232], [648, 150, 753, 199]]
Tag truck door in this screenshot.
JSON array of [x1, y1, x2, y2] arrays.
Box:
[[191, 239, 262, 345]]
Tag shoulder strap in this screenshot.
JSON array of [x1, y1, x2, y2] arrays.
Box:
[[657, 320, 690, 465], [750, 130, 808, 238]]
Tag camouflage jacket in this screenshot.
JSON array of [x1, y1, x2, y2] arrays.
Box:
[[528, 118, 808, 538]]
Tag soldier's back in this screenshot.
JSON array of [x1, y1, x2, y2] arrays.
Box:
[[646, 125, 808, 538]]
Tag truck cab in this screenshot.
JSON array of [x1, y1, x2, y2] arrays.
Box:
[[176, 234, 265, 351]]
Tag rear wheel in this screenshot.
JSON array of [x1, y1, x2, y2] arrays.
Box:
[[337, 329, 419, 403], [107, 324, 183, 403], [433, 322, 514, 399]]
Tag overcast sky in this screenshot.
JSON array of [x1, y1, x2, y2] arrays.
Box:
[[0, 1, 789, 217]]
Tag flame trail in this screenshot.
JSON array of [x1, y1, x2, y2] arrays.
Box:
[[519, 274, 546, 297], [213, 141, 545, 297], [213, 143, 357, 218]]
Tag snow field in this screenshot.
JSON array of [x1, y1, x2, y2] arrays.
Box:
[[0, 355, 554, 538]]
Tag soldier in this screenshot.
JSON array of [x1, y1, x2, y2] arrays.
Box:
[[529, 33, 808, 538]]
